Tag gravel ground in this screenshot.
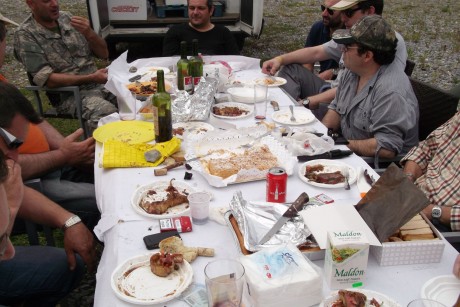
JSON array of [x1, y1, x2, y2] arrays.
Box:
[[0, 1, 458, 306]]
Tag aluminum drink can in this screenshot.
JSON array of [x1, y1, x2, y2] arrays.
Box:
[[266, 167, 287, 203]]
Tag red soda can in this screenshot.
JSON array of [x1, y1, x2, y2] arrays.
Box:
[[266, 167, 287, 203]]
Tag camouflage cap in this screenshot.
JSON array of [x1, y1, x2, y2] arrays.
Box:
[[330, 0, 367, 10], [332, 15, 396, 52], [0, 12, 19, 26]]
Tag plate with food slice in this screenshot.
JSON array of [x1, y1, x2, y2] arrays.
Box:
[[272, 108, 316, 125], [126, 80, 172, 97], [131, 179, 195, 218], [172, 122, 214, 139], [211, 102, 254, 119], [320, 289, 400, 307], [298, 159, 357, 189], [111, 252, 193, 305], [254, 76, 287, 87]]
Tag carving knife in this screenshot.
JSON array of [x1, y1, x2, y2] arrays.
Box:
[[258, 192, 309, 245]]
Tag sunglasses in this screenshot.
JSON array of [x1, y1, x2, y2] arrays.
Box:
[[321, 5, 334, 15], [343, 6, 362, 18], [0, 232, 9, 258], [0, 128, 23, 149]]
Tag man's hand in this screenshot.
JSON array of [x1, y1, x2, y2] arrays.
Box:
[[91, 68, 109, 84], [261, 56, 283, 75], [63, 223, 96, 273], [58, 128, 95, 167], [4, 160, 23, 218], [70, 16, 92, 38]]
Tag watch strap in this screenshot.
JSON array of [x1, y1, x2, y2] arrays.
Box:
[[302, 98, 310, 109], [62, 215, 82, 231]]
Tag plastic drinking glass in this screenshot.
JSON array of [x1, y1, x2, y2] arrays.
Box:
[[253, 84, 268, 120], [205, 259, 245, 307], [407, 299, 448, 307], [188, 191, 211, 225], [118, 92, 136, 120]]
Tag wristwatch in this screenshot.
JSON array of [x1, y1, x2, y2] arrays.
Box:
[[62, 215, 82, 231], [431, 205, 442, 225], [302, 98, 310, 109]]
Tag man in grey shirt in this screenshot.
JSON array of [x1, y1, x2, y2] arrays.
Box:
[[322, 15, 418, 159]]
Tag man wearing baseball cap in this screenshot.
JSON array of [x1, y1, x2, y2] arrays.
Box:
[[322, 15, 418, 159], [0, 13, 19, 82]]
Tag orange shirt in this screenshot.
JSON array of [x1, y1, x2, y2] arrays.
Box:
[[18, 124, 50, 154]]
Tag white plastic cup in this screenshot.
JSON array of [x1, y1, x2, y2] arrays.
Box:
[[407, 299, 448, 307], [188, 191, 211, 225], [118, 92, 136, 120], [253, 84, 268, 120]]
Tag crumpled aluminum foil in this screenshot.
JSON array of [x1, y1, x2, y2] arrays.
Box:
[[172, 76, 219, 123], [229, 191, 321, 252]]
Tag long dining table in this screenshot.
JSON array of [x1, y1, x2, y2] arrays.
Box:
[[93, 55, 458, 306]]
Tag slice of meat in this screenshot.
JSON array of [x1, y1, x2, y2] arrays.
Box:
[[337, 290, 367, 307], [139, 179, 189, 214]]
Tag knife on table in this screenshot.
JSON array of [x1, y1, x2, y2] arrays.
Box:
[[258, 192, 309, 245], [297, 149, 353, 162]]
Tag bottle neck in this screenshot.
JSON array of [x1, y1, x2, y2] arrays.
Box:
[[157, 71, 165, 92]]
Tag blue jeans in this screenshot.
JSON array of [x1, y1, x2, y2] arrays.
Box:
[[0, 246, 85, 307]]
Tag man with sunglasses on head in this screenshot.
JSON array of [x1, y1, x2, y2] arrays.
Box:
[[0, 84, 94, 306], [321, 15, 418, 160], [262, 0, 407, 113]]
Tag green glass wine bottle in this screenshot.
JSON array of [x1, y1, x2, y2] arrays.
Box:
[[189, 39, 203, 89], [152, 69, 172, 143], [177, 41, 192, 93]]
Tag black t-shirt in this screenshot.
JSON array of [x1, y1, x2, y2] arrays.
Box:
[[162, 23, 240, 56]]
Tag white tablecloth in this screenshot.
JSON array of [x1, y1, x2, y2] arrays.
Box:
[[93, 55, 458, 306]]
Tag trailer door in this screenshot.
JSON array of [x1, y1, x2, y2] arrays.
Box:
[[87, 0, 111, 38], [239, 0, 263, 37]]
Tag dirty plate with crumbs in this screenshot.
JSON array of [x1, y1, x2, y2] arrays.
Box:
[[111, 253, 193, 305], [93, 121, 154, 144]]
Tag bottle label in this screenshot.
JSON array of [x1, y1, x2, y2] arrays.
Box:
[[152, 106, 159, 135], [184, 76, 193, 92], [192, 76, 201, 86]]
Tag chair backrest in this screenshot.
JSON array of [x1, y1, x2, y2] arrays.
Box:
[[404, 59, 416, 77], [410, 78, 459, 141]]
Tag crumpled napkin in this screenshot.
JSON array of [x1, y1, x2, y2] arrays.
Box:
[[282, 131, 335, 156], [100, 137, 181, 168]]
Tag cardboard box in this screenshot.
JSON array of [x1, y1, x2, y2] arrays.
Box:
[[371, 213, 445, 266], [108, 0, 148, 20], [324, 230, 369, 289], [165, 0, 187, 5]]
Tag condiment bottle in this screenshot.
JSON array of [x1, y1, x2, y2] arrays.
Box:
[[152, 69, 172, 143], [176, 41, 192, 93]]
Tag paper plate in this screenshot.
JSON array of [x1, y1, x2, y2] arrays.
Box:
[[421, 275, 460, 306], [93, 121, 154, 144], [172, 121, 214, 140], [111, 253, 193, 305], [320, 289, 401, 307], [254, 76, 287, 87], [211, 102, 254, 119], [298, 159, 357, 189], [131, 180, 195, 218], [272, 108, 316, 125]]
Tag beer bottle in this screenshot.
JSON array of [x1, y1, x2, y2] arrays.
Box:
[[177, 41, 192, 93], [189, 39, 203, 89], [152, 70, 172, 143]]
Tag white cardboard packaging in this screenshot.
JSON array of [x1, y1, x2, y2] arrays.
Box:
[[108, 0, 148, 21], [240, 244, 322, 307], [324, 230, 369, 289], [165, 0, 187, 5]]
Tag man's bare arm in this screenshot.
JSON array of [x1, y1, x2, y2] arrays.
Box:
[[70, 16, 108, 59], [347, 138, 396, 158], [321, 109, 341, 131], [45, 68, 108, 88]]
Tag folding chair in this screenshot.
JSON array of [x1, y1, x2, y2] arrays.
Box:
[[25, 74, 89, 139]]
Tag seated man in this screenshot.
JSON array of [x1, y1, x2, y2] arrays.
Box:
[[400, 112, 459, 232], [13, 0, 117, 132], [162, 0, 240, 56], [263, 0, 407, 113], [0, 133, 95, 306], [322, 15, 418, 159], [0, 82, 100, 231]]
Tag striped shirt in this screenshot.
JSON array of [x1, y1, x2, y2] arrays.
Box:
[[401, 112, 460, 230]]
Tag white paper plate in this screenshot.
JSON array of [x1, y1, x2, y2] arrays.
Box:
[[254, 76, 287, 87], [320, 289, 401, 307], [111, 253, 193, 305], [272, 108, 316, 125], [130, 66, 171, 81], [172, 121, 214, 139], [421, 275, 460, 306], [211, 102, 254, 119], [131, 180, 195, 218], [227, 87, 267, 103], [298, 159, 357, 189]]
